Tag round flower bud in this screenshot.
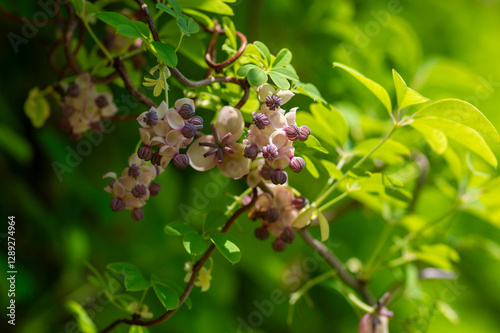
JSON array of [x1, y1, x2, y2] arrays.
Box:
[[272, 238, 286, 252], [189, 115, 204, 130], [271, 169, 287, 185], [151, 152, 162, 166], [95, 95, 109, 108], [280, 227, 295, 244], [67, 83, 80, 97], [178, 103, 195, 119], [90, 121, 104, 134], [173, 154, 190, 170], [149, 182, 161, 196], [137, 146, 153, 161], [289, 156, 305, 173], [131, 184, 147, 198], [262, 144, 278, 161], [181, 123, 197, 139], [110, 198, 125, 212], [144, 110, 159, 127], [253, 113, 270, 130], [128, 164, 140, 178], [132, 208, 145, 221], [292, 196, 308, 210], [260, 164, 274, 180], [285, 125, 300, 141], [244, 145, 259, 159], [265, 94, 283, 111], [265, 207, 280, 223], [255, 226, 269, 240], [299, 126, 311, 141], [62, 105, 75, 117]]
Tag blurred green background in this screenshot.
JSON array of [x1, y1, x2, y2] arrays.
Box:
[[1, 0, 500, 332]]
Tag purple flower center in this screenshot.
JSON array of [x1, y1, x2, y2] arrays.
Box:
[[199, 124, 234, 163]]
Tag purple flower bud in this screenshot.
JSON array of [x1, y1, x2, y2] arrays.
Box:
[[138, 146, 153, 161], [110, 198, 125, 212], [62, 105, 75, 117], [292, 196, 308, 210], [151, 152, 162, 166], [255, 226, 269, 240], [271, 169, 287, 185], [109, 179, 116, 188], [149, 182, 161, 196], [262, 144, 279, 161], [272, 238, 286, 252], [60, 119, 72, 133], [173, 154, 190, 170], [144, 110, 159, 127], [265, 94, 282, 111], [90, 121, 104, 134], [67, 83, 80, 97], [280, 227, 295, 244], [178, 103, 195, 119], [70, 132, 82, 141], [189, 115, 204, 130], [95, 95, 109, 108], [244, 145, 259, 159], [253, 113, 270, 130], [131, 184, 147, 198], [128, 164, 140, 178], [132, 208, 145, 221], [265, 207, 280, 222], [289, 156, 305, 173], [285, 125, 300, 141], [298, 125, 311, 141], [181, 123, 197, 139]]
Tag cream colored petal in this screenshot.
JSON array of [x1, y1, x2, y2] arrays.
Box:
[[277, 90, 294, 105], [166, 130, 183, 146], [124, 196, 144, 209], [270, 131, 288, 149], [269, 111, 287, 130], [138, 172, 152, 185], [217, 143, 250, 179], [216, 106, 244, 142], [103, 172, 117, 179], [269, 157, 290, 170], [160, 156, 172, 168], [175, 97, 195, 112], [159, 145, 177, 158], [101, 104, 117, 117], [166, 109, 185, 130], [246, 169, 261, 188], [153, 120, 170, 136], [156, 101, 168, 119], [136, 111, 150, 128], [285, 107, 297, 126], [150, 136, 166, 146], [255, 193, 273, 210], [129, 153, 141, 166], [257, 84, 274, 102], [139, 128, 151, 145], [112, 181, 126, 198], [119, 176, 136, 191], [275, 186, 295, 207], [187, 136, 218, 171]]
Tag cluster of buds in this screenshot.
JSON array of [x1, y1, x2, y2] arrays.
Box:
[[249, 185, 308, 252], [243, 84, 310, 185], [60, 73, 117, 140], [136, 98, 203, 169], [103, 153, 163, 221]]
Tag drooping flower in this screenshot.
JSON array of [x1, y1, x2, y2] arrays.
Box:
[[187, 106, 250, 179], [143, 65, 170, 97], [183, 258, 213, 292], [129, 302, 153, 319], [358, 308, 393, 333]]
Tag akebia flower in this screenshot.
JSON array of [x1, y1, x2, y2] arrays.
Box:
[[257, 83, 294, 112], [358, 308, 393, 333], [188, 106, 250, 179]]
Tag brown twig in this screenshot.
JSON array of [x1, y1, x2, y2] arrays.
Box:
[[99, 188, 258, 333], [135, 0, 160, 42], [113, 58, 156, 108], [205, 29, 248, 72]]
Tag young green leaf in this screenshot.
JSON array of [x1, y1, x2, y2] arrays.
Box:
[[129, 326, 149, 333], [183, 232, 209, 256], [116, 24, 142, 39], [309, 103, 348, 146], [71, 0, 85, 15], [187, 18, 199, 34], [333, 62, 392, 115], [204, 210, 227, 234], [247, 67, 268, 86], [151, 276, 180, 310], [133, 21, 150, 39], [392, 69, 429, 110], [222, 17, 237, 50], [176, 0, 234, 15], [168, 0, 182, 16], [150, 41, 178, 66], [295, 82, 326, 103], [210, 233, 242, 264], [303, 155, 319, 178], [182, 9, 213, 28], [317, 210, 330, 242], [353, 138, 410, 165], [236, 64, 258, 77], [270, 67, 299, 81], [156, 3, 178, 18], [164, 222, 196, 236], [320, 159, 344, 179], [292, 207, 315, 228], [177, 16, 190, 36], [24, 87, 50, 128], [273, 48, 292, 68], [66, 301, 97, 333], [294, 135, 329, 155], [253, 41, 271, 67], [107, 262, 150, 291], [411, 122, 447, 155], [269, 71, 290, 90]]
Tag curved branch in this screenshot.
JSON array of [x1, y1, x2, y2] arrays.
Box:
[[135, 0, 160, 42], [205, 27, 248, 71], [113, 59, 156, 108]]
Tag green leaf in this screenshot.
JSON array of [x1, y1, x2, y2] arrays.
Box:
[[320, 159, 343, 179], [168, 0, 182, 16], [411, 122, 447, 155], [176, 0, 234, 15], [333, 62, 392, 115], [66, 301, 97, 333], [97, 12, 133, 28], [71, 0, 85, 15], [164, 222, 196, 236], [309, 103, 348, 146], [107, 262, 150, 291], [156, 3, 178, 17], [269, 71, 290, 90], [133, 21, 150, 39], [273, 48, 292, 68], [177, 16, 190, 36], [292, 207, 314, 228], [270, 67, 299, 81], [247, 67, 268, 86], [210, 233, 241, 264], [415, 99, 500, 143], [317, 210, 330, 242], [116, 24, 142, 39], [0, 124, 32, 164], [150, 41, 178, 66], [236, 64, 258, 77], [295, 82, 326, 103], [187, 17, 199, 34], [204, 210, 227, 234], [436, 300, 460, 324], [24, 87, 50, 128], [85, 2, 99, 16], [353, 138, 410, 165], [129, 326, 150, 333], [294, 135, 328, 155], [222, 16, 237, 50], [182, 9, 213, 28], [253, 41, 271, 67], [303, 155, 319, 178], [392, 69, 429, 110], [183, 232, 209, 256], [151, 275, 180, 310], [414, 116, 497, 167]]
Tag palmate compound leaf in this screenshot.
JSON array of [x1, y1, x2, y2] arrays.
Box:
[[333, 62, 392, 116], [107, 262, 150, 291], [150, 41, 178, 66], [272, 48, 292, 68], [210, 233, 241, 264], [392, 69, 429, 110], [203, 210, 227, 234]]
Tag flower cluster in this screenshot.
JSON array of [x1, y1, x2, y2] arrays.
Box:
[[243, 84, 310, 185], [184, 258, 213, 292], [249, 184, 308, 252], [61, 73, 117, 140], [103, 153, 163, 221], [136, 98, 203, 169]]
